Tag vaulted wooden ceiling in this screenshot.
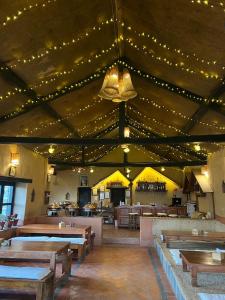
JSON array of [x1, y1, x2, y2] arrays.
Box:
[[0, 0, 225, 171]]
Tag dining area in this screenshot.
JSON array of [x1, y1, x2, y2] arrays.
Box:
[[0, 220, 95, 300]]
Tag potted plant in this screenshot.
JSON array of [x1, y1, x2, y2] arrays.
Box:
[[7, 214, 19, 228]]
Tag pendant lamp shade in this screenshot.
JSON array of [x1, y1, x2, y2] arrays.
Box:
[[98, 66, 137, 102]]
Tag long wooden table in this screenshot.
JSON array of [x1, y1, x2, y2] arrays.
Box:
[[180, 250, 225, 287], [162, 230, 225, 245], [0, 240, 71, 284], [17, 223, 91, 245]]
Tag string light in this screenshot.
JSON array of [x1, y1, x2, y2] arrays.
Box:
[[2, 59, 225, 122], [138, 96, 225, 131], [0, 45, 117, 104], [23, 97, 103, 135], [2, 0, 57, 28], [190, 0, 225, 13], [161, 167, 165, 172], [126, 37, 221, 81], [3, 18, 115, 70], [124, 23, 221, 67]]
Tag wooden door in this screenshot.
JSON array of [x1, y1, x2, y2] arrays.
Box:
[[110, 188, 125, 207], [78, 187, 91, 208]]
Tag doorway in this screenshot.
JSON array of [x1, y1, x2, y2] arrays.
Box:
[[110, 188, 126, 207], [77, 187, 91, 208]]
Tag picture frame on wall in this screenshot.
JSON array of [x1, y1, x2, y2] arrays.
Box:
[[99, 191, 105, 200], [80, 175, 88, 187], [9, 166, 16, 177], [105, 191, 110, 199]]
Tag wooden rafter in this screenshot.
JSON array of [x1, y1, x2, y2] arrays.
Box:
[[0, 60, 80, 137], [49, 160, 206, 168], [181, 76, 225, 133], [0, 133, 225, 145], [127, 115, 206, 161]]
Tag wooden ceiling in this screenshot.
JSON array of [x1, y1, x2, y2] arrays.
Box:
[[0, 0, 225, 170]]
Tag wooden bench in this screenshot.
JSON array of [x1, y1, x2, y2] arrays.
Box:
[[12, 236, 87, 261], [0, 265, 54, 300], [48, 237, 87, 260], [180, 250, 225, 287]]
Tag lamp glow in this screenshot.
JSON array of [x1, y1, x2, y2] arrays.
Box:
[[11, 153, 20, 166], [98, 66, 137, 102]]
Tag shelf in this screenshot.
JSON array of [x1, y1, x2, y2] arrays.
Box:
[[136, 181, 166, 192]]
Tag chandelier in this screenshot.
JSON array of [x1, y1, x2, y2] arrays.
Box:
[[98, 66, 137, 102]]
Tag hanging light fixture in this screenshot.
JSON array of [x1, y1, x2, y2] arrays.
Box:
[[124, 127, 130, 138], [98, 66, 137, 102], [48, 145, 55, 154]]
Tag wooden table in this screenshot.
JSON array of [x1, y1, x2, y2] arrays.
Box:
[[180, 250, 225, 287], [162, 230, 225, 244], [0, 240, 71, 284], [17, 223, 91, 245]]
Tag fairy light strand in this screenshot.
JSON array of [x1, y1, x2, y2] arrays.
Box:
[[2, 0, 57, 28]]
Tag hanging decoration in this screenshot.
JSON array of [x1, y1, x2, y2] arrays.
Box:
[[98, 66, 137, 102]]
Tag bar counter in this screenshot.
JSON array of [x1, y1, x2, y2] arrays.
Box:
[[115, 205, 187, 228]]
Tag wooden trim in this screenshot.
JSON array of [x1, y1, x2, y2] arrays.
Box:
[[0, 176, 32, 183]]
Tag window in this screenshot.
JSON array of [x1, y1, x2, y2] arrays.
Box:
[[0, 182, 15, 216]]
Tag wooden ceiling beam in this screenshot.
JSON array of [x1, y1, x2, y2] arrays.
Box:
[[119, 102, 126, 138], [130, 126, 175, 162], [122, 57, 225, 118], [49, 159, 206, 168], [0, 134, 225, 145], [127, 117, 206, 160], [181, 77, 225, 133], [0, 60, 80, 137]]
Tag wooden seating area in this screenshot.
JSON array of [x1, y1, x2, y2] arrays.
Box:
[[162, 229, 225, 287], [0, 265, 54, 300], [0, 221, 95, 298], [180, 250, 225, 287]]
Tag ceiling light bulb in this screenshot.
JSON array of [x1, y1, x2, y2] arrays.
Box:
[[77, 168, 81, 173], [90, 168, 94, 173], [194, 144, 201, 151], [161, 167, 165, 172], [48, 145, 55, 154], [126, 168, 131, 173], [123, 146, 130, 153]]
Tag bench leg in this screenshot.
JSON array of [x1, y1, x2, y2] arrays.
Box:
[[182, 260, 188, 272], [62, 252, 72, 278], [191, 267, 198, 287]]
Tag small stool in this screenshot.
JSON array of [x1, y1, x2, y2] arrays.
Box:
[[128, 213, 139, 230]]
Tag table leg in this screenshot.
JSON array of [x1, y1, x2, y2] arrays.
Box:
[[191, 267, 198, 287], [50, 253, 56, 273], [62, 250, 72, 277], [182, 259, 188, 272]]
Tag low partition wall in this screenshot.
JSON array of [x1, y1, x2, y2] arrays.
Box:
[[140, 217, 225, 247], [24, 216, 103, 245]]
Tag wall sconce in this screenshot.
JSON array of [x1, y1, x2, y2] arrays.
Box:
[[11, 153, 20, 166], [48, 166, 55, 175]]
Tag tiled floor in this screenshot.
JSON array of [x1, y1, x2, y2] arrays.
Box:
[[56, 245, 176, 300], [0, 227, 176, 300]]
